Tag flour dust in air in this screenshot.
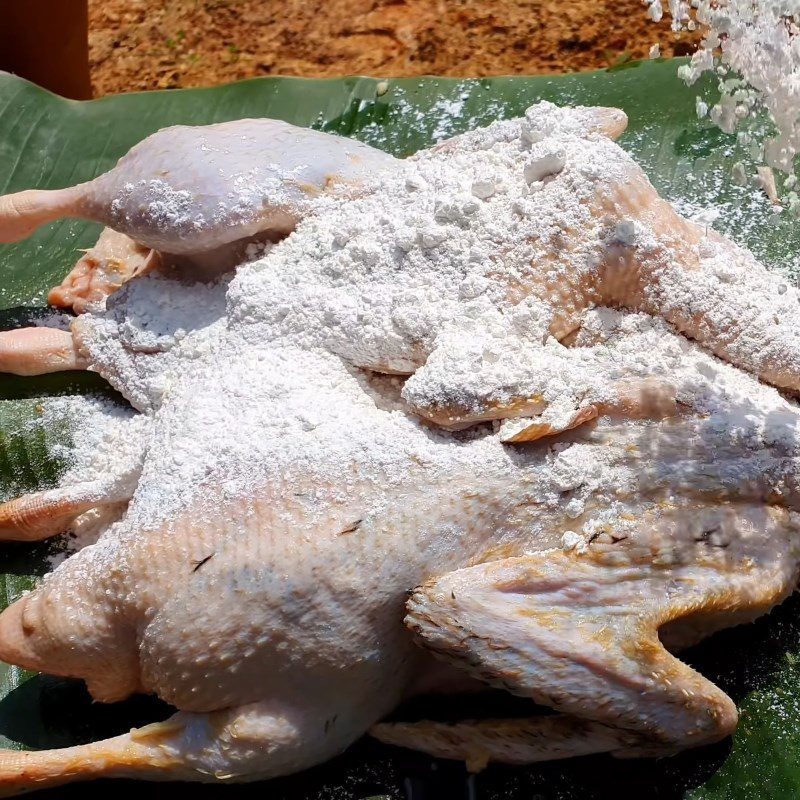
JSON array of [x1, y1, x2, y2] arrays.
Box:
[[647, 0, 800, 208]]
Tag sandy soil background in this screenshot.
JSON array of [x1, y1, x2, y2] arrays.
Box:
[[88, 0, 699, 96]]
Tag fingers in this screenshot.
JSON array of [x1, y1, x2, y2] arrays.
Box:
[[0, 187, 83, 243], [48, 227, 161, 314], [0, 327, 86, 376]]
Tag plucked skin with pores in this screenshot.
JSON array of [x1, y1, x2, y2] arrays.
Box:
[[1, 103, 800, 792]]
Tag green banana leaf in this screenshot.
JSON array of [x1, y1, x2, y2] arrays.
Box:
[[1, 60, 799, 799]]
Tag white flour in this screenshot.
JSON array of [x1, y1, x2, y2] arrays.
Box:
[[35, 102, 800, 563], [73, 275, 229, 410], [28, 395, 146, 564]]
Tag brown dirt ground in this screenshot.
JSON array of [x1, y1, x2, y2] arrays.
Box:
[[88, 0, 700, 96]]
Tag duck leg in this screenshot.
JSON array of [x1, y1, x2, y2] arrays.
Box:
[[0, 121, 399, 370], [591, 174, 800, 394], [0, 699, 354, 795], [392, 503, 800, 765], [0, 480, 135, 542], [371, 716, 625, 770], [0, 406, 146, 541], [0, 119, 399, 253]]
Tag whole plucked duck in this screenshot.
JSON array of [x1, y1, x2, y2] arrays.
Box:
[[0, 103, 799, 793]]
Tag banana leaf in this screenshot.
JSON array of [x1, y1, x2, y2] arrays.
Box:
[[1, 60, 799, 799]]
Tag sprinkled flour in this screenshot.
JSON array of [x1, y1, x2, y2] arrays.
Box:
[[40, 101, 800, 567], [29, 395, 146, 563]]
